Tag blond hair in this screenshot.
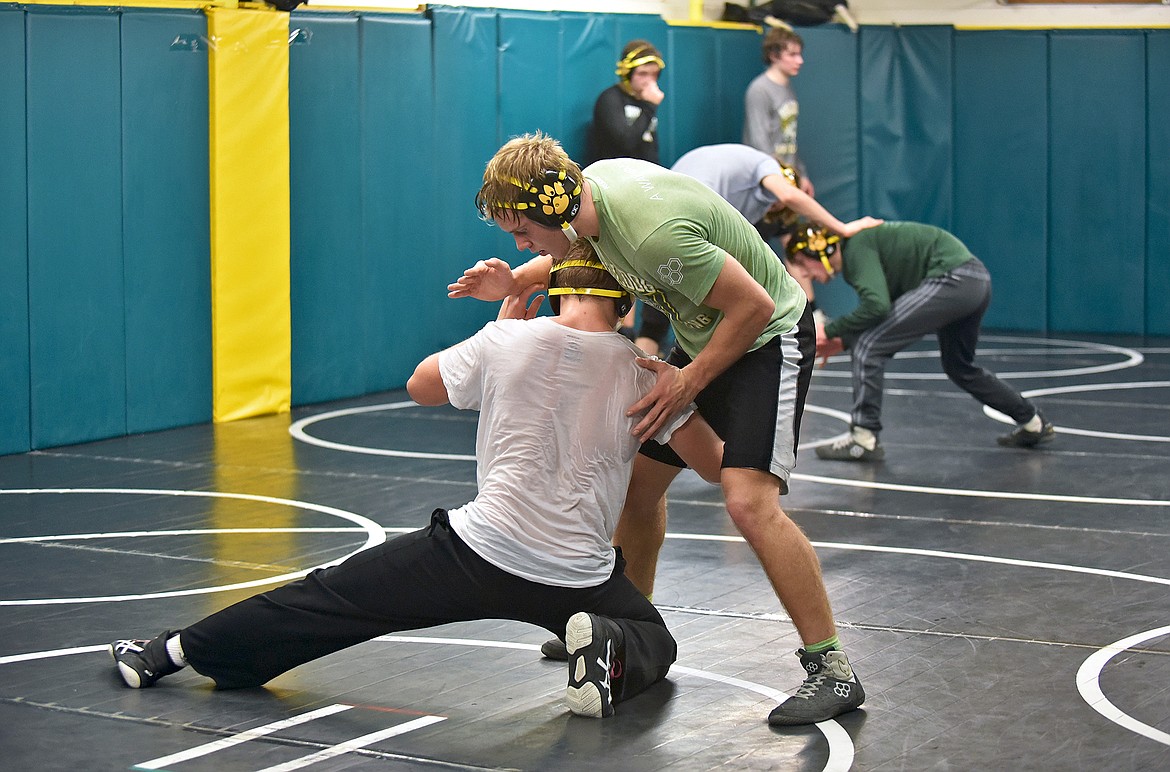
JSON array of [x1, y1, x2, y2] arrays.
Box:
[[475, 131, 584, 223]]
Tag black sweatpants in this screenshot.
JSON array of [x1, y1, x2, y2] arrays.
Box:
[[846, 257, 1036, 433], [180, 510, 676, 705]]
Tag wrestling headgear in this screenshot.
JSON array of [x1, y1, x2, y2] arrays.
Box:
[[786, 222, 841, 275], [548, 252, 632, 319]]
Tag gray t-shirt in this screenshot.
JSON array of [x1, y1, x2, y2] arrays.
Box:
[[743, 73, 804, 176], [671, 144, 783, 225]]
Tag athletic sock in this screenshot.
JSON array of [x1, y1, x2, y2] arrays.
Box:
[[166, 633, 188, 668], [804, 635, 841, 654], [851, 426, 878, 450], [1022, 414, 1043, 432]]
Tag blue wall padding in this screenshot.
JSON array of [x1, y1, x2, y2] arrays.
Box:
[[953, 31, 1049, 332], [793, 26, 862, 318], [289, 14, 364, 405], [498, 12, 569, 142], [666, 26, 723, 163], [121, 10, 212, 433], [430, 7, 507, 340], [558, 13, 620, 161], [0, 9, 29, 454], [1149, 32, 1170, 337], [358, 14, 450, 392], [712, 26, 764, 156], [26, 9, 126, 449], [1049, 31, 1147, 335], [859, 26, 954, 228]]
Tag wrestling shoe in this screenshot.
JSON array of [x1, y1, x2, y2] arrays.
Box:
[[565, 612, 624, 718], [541, 637, 569, 661], [997, 412, 1055, 447], [768, 648, 865, 726], [815, 429, 884, 462], [110, 631, 180, 688]]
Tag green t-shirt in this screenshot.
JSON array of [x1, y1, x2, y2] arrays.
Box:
[[584, 158, 806, 359], [825, 221, 975, 340]]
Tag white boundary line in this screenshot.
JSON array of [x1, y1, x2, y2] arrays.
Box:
[[1076, 625, 1170, 747], [982, 381, 1170, 442], [135, 704, 356, 770], [252, 716, 447, 772]]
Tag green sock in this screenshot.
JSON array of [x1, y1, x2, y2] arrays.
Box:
[[804, 635, 840, 653]]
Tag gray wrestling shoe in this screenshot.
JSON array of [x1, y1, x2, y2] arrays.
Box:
[[541, 637, 569, 661], [768, 648, 865, 726]]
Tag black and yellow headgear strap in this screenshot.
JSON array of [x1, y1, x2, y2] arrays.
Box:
[[616, 45, 665, 96], [476, 168, 583, 240], [786, 224, 841, 276], [548, 257, 632, 317]]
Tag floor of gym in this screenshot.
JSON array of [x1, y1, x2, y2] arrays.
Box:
[[2, 332, 1168, 771]]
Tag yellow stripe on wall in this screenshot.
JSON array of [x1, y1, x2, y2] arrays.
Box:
[[208, 8, 292, 422]]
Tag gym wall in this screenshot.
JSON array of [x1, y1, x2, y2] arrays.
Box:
[[1, 3, 1167, 455]]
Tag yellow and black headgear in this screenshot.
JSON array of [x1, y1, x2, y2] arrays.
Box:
[[475, 168, 583, 236], [548, 251, 632, 319], [786, 222, 841, 275], [615, 41, 665, 92]]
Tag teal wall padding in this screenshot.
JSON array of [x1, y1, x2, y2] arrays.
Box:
[[499, 13, 569, 141], [713, 26, 765, 156], [1049, 31, 1146, 335], [430, 7, 506, 341], [121, 10, 212, 433], [1146, 32, 1170, 337], [359, 14, 446, 393], [0, 9, 29, 455], [953, 31, 1048, 332], [794, 26, 862, 319], [26, 9, 126, 449], [289, 14, 364, 404], [558, 14, 618, 161], [859, 26, 954, 228], [665, 26, 723, 164]]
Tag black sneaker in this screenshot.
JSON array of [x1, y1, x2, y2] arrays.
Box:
[[109, 631, 181, 688], [565, 612, 623, 718], [541, 637, 569, 661], [768, 648, 865, 726], [997, 413, 1055, 447], [815, 435, 884, 462]]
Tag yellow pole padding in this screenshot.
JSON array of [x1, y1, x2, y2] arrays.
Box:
[[208, 8, 292, 422]]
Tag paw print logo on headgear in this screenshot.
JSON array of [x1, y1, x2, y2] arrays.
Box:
[[657, 257, 684, 286], [539, 178, 571, 220]]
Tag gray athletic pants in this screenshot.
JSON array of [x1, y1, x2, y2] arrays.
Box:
[[844, 258, 1036, 434]]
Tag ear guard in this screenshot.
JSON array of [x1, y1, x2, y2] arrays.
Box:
[[615, 45, 665, 80], [548, 258, 633, 318], [761, 163, 802, 229], [786, 223, 841, 275], [476, 168, 583, 237]]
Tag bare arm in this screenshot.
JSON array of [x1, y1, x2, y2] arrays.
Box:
[[406, 353, 448, 406], [628, 258, 774, 441], [447, 255, 553, 301], [760, 173, 882, 237]]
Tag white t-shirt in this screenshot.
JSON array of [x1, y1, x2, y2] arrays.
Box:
[[439, 317, 694, 587]]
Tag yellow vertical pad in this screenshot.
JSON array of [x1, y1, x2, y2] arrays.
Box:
[[208, 8, 291, 422]]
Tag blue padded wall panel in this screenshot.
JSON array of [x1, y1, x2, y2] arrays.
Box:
[[859, 26, 953, 227], [121, 10, 212, 431], [798, 26, 860, 220], [359, 14, 447, 391], [664, 26, 720, 164], [713, 26, 765, 150], [1147, 31, 1170, 337], [559, 13, 618, 162], [26, 9, 126, 449], [796, 26, 863, 319], [0, 9, 29, 455], [430, 7, 505, 343], [953, 31, 1048, 332], [499, 12, 566, 141], [1049, 31, 1145, 334], [289, 13, 363, 405]]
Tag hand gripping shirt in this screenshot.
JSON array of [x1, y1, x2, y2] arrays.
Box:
[[583, 158, 807, 359], [439, 317, 693, 588]]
